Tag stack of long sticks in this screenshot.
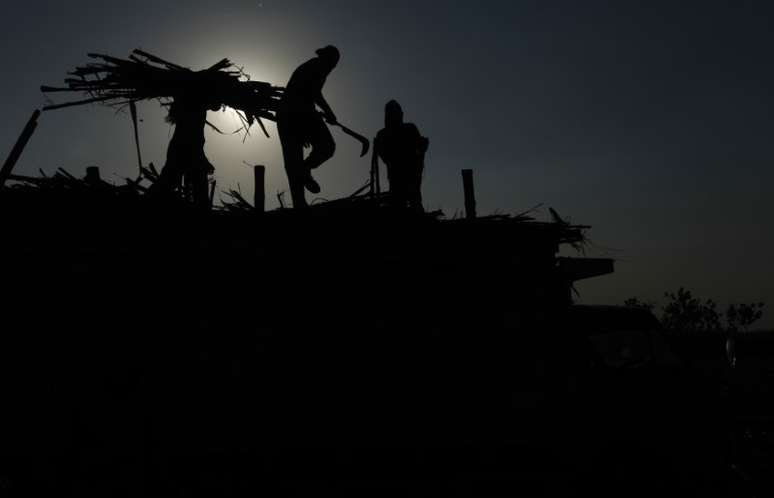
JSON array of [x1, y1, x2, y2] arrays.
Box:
[[41, 49, 284, 136]]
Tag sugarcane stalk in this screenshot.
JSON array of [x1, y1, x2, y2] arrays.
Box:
[[43, 95, 117, 111], [129, 101, 143, 177], [132, 49, 187, 71]]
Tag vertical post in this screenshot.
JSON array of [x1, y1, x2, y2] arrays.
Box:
[[209, 180, 217, 209], [370, 143, 380, 195], [462, 169, 476, 219], [129, 101, 144, 177], [0, 110, 41, 188], [254, 165, 266, 213], [368, 152, 378, 196], [85, 166, 101, 183]]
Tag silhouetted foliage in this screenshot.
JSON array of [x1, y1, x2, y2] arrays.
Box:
[[726, 302, 766, 333], [623, 297, 655, 313], [661, 288, 723, 333], [626, 287, 765, 333]]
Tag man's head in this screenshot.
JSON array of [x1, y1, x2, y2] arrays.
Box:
[[385, 99, 404, 128], [316, 45, 340, 69]]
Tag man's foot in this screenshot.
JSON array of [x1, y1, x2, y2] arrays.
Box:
[[304, 171, 321, 194]]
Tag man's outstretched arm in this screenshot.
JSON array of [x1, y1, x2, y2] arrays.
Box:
[[315, 93, 337, 124]]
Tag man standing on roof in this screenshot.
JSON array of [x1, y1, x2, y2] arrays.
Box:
[[373, 100, 429, 212], [150, 91, 220, 209], [277, 45, 340, 208]]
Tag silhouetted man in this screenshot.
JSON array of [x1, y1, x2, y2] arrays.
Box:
[[373, 100, 428, 211], [277, 45, 340, 208], [150, 92, 220, 209]]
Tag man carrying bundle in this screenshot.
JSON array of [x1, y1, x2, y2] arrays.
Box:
[[40, 49, 283, 210], [276, 45, 341, 208], [150, 92, 221, 208]]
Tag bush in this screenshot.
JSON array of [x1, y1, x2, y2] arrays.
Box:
[[625, 288, 764, 334]]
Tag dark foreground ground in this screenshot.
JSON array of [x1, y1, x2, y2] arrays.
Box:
[[0, 190, 771, 497]]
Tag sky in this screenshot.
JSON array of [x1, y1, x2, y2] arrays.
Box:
[[1, 0, 773, 326]]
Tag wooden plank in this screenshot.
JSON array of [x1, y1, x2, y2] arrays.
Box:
[[7, 173, 46, 184], [85, 166, 101, 185], [254, 165, 265, 213], [557, 257, 615, 282], [462, 169, 476, 219], [0, 110, 41, 188], [129, 101, 143, 177], [42, 95, 115, 111]]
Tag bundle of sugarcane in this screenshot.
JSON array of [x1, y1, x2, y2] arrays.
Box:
[[41, 49, 284, 137]]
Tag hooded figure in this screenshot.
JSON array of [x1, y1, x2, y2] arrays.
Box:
[[373, 100, 428, 211], [277, 45, 340, 208]]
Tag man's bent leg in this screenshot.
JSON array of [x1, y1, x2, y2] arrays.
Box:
[[304, 118, 335, 171]]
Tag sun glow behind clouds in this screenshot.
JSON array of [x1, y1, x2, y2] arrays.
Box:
[[161, 10, 351, 205], [179, 37, 296, 206], [207, 107, 251, 137], [203, 104, 285, 208]]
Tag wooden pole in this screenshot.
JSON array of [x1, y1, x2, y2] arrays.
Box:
[[254, 165, 266, 213], [0, 110, 41, 188], [129, 101, 144, 177], [209, 180, 217, 209], [462, 169, 476, 219], [369, 143, 380, 196], [85, 166, 101, 185]]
